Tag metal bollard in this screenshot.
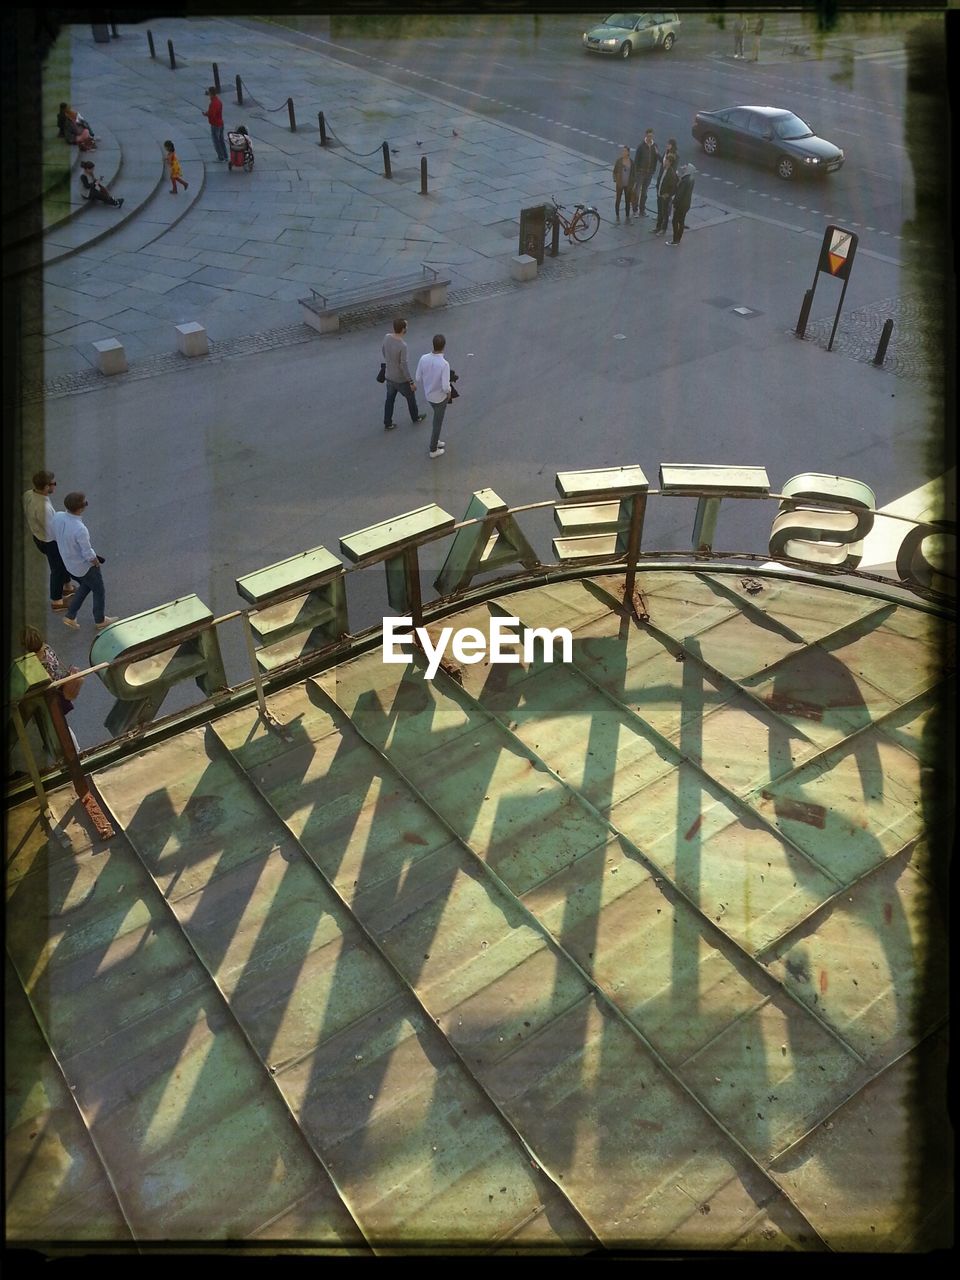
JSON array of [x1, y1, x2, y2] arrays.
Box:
[[212, 62, 221, 92], [236, 74, 243, 105], [873, 318, 894, 366], [318, 111, 328, 146], [420, 156, 428, 194], [147, 29, 156, 58], [167, 39, 176, 70], [795, 288, 813, 338], [287, 97, 297, 132], [382, 140, 392, 179]]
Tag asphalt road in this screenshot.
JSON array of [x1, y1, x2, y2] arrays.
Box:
[[246, 12, 922, 253]]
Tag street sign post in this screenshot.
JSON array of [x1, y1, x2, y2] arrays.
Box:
[[802, 224, 859, 351]]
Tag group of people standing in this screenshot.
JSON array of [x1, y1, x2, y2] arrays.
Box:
[[733, 13, 765, 60], [613, 130, 696, 245]]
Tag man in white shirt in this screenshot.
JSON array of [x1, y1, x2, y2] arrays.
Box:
[[22, 469, 76, 610], [415, 334, 452, 459], [53, 492, 117, 630]]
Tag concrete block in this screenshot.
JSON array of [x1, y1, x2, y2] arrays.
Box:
[[299, 300, 339, 334], [416, 282, 449, 308], [510, 254, 538, 282], [92, 337, 127, 375], [175, 321, 209, 357]]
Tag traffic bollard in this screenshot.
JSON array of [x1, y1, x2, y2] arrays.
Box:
[[287, 98, 297, 132], [420, 156, 428, 194], [147, 29, 156, 58], [382, 141, 392, 179], [212, 62, 221, 92], [873, 318, 894, 366], [318, 112, 328, 146], [167, 39, 176, 70], [236, 74, 243, 105]]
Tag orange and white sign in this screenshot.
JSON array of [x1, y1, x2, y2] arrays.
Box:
[[828, 228, 853, 275]]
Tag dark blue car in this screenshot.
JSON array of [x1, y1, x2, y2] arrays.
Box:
[[692, 105, 844, 180]]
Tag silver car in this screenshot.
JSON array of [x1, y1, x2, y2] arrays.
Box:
[[582, 12, 681, 59]]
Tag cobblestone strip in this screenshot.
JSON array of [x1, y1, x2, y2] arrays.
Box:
[[27, 261, 581, 402], [793, 294, 928, 383]]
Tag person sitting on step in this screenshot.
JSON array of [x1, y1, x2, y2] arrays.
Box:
[[63, 107, 96, 150], [79, 161, 123, 208]]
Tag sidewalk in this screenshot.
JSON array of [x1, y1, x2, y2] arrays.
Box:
[[25, 17, 733, 384]]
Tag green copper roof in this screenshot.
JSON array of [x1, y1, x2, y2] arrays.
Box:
[[6, 567, 952, 1251]]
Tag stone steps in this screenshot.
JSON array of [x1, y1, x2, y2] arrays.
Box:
[[3, 114, 206, 278]]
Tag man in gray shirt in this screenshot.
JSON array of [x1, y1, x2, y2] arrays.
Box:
[[382, 318, 427, 430]]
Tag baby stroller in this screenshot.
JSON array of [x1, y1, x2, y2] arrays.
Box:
[[227, 128, 254, 172]]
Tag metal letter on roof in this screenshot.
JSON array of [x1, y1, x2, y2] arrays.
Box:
[[769, 473, 876, 570], [435, 489, 540, 596], [90, 594, 228, 736], [340, 504, 456, 618], [236, 546, 347, 673], [659, 464, 770, 553]]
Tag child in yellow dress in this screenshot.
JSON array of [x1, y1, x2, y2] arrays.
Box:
[[163, 139, 189, 194]]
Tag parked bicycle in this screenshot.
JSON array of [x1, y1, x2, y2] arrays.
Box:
[[544, 195, 601, 243]]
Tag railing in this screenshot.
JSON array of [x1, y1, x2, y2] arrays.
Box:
[[8, 466, 955, 816]]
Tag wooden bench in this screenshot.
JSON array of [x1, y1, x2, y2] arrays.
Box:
[[299, 264, 451, 334]]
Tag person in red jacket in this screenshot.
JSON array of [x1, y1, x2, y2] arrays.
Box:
[[203, 86, 227, 162]]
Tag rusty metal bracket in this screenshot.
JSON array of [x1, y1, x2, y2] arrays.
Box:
[[79, 790, 116, 840], [618, 583, 650, 623]]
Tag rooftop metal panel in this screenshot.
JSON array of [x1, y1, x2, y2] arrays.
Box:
[[6, 567, 952, 1251]]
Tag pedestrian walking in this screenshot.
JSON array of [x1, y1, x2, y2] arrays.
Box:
[[21, 625, 84, 750], [632, 129, 660, 216], [163, 140, 189, 194], [23, 470, 76, 611], [80, 160, 124, 208], [203, 86, 228, 162], [752, 15, 765, 60], [613, 145, 635, 221], [382, 318, 427, 430], [733, 13, 746, 58], [653, 153, 678, 236], [668, 164, 696, 244], [415, 335, 453, 459], [53, 493, 117, 631]]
